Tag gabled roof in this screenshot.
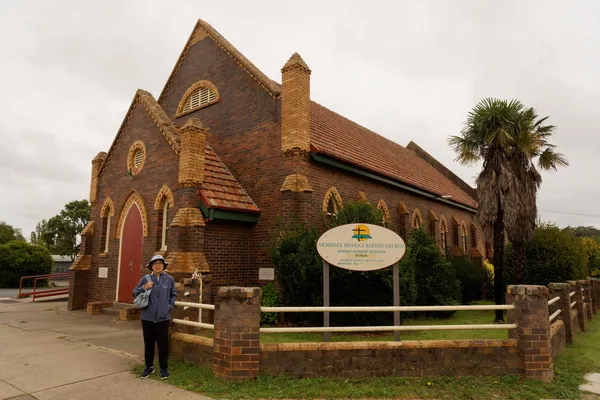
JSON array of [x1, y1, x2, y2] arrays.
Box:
[[158, 19, 281, 104], [199, 145, 260, 214], [310, 102, 478, 209], [98, 89, 180, 177], [97, 89, 258, 215], [156, 19, 477, 211]]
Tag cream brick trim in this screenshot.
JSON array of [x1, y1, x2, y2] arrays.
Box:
[[412, 208, 423, 228], [170, 208, 206, 227], [377, 200, 390, 223], [89, 152, 106, 203], [158, 20, 280, 103], [70, 254, 91, 271], [398, 201, 409, 214], [154, 185, 175, 210], [100, 197, 115, 217], [116, 191, 149, 238], [127, 140, 146, 176], [439, 215, 449, 232], [322, 187, 343, 213], [280, 173, 313, 193], [98, 90, 180, 179], [428, 209, 439, 221], [357, 191, 369, 204], [178, 118, 207, 187], [175, 80, 220, 118], [80, 221, 94, 236], [165, 251, 209, 273]]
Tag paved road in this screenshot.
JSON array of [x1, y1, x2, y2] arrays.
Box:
[[0, 299, 213, 400], [0, 288, 19, 299]]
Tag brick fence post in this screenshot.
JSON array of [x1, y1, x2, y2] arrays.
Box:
[[586, 278, 597, 315], [548, 283, 573, 344], [580, 280, 593, 321], [506, 285, 553, 382], [568, 281, 586, 332], [593, 279, 600, 313], [213, 287, 261, 380]]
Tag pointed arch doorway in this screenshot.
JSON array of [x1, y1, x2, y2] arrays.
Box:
[[117, 203, 144, 303]]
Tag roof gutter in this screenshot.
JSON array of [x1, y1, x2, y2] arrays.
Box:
[[309, 151, 477, 214], [198, 201, 260, 223]]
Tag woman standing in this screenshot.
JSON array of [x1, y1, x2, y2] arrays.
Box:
[[132, 254, 177, 379]]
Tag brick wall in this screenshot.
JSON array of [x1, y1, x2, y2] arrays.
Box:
[[86, 99, 182, 304], [171, 333, 213, 367], [260, 340, 519, 378], [301, 158, 481, 252]]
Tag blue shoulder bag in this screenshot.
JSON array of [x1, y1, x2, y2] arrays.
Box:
[[133, 274, 152, 308]]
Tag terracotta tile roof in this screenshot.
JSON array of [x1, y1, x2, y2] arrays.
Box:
[[310, 102, 478, 209], [199, 145, 260, 213]]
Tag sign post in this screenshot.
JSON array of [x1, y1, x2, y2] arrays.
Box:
[[317, 223, 406, 342]]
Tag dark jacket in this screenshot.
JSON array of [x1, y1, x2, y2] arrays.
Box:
[[132, 272, 177, 322]]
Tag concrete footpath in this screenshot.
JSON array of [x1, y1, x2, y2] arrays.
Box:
[[0, 298, 212, 400]]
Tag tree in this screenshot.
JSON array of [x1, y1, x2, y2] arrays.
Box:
[[29, 219, 49, 246], [0, 241, 53, 288], [582, 237, 600, 277], [0, 222, 25, 245], [448, 98, 567, 321], [38, 200, 90, 260]]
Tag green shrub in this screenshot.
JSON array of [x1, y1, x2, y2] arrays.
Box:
[[408, 229, 460, 318], [0, 241, 53, 288], [270, 202, 417, 327], [505, 223, 587, 286], [260, 283, 281, 326], [450, 255, 486, 303]]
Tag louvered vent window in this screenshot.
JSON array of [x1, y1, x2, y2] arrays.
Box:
[[182, 87, 216, 112], [134, 150, 143, 168]]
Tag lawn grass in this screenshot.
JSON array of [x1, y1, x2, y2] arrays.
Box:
[[135, 309, 600, 399]]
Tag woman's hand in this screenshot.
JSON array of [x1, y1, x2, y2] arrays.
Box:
[[143, 282, 154, 290]]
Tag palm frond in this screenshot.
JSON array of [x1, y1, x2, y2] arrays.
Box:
[[538, 148, 569, 170]]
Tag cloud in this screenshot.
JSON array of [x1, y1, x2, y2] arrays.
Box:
[[1, 0, 599, 237]]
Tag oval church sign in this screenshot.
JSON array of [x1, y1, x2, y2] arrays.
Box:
[[316, 223, 406, 271]]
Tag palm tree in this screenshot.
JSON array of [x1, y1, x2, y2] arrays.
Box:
[[448, 98, 568, 321]]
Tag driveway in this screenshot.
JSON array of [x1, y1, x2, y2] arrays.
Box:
[[0, 299, 213, 400]]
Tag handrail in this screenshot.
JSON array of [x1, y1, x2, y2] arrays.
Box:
[[549, 309, 562, 322], [174, 301, 214, 310], [261, 304, 515, 313], [18, 273, 70, 299], [260, 324, 517, 333], [569, 291, 576, 297], [571, 301, 577, 309], [548, 296, 560, 306]]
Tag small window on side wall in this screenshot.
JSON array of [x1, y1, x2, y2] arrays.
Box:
[[176, 80, 220, 117]]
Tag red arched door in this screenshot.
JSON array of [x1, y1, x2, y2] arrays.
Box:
[[118, 203, 144, 303]]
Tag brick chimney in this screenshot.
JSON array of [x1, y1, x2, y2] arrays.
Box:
[[281, 52, 311, 153], [178, 118, 207, 187], [89, 152, 107, 203]]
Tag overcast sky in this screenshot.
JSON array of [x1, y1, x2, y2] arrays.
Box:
[[1, 0, 599, 238]]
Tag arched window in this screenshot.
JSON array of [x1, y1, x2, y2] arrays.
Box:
[[154, 185, 175, 252], [176, 80, 220, 117], [461, 223, 468, 253], [100, 197, 115, 253], [377, 200, 390, 225], [323, 187, 343, 216], [439, 216, 448, 250], [412, 208, 423, 229]]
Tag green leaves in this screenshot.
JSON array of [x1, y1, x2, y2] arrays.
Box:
[[34, 200, 90, 259]]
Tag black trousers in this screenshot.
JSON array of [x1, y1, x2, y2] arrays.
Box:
[[141, 320, 169, 369]]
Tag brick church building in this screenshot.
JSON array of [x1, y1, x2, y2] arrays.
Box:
[[68, 19, 486, 310]]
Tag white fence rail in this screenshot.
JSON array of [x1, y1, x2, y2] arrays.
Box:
[[260, 323, 516, 333], [261, 304, 514, 313], [549, 309, 562, 322], [548, 296, 560, 306], [174, 301, 215, 310], [172, 318, 214, 330]]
